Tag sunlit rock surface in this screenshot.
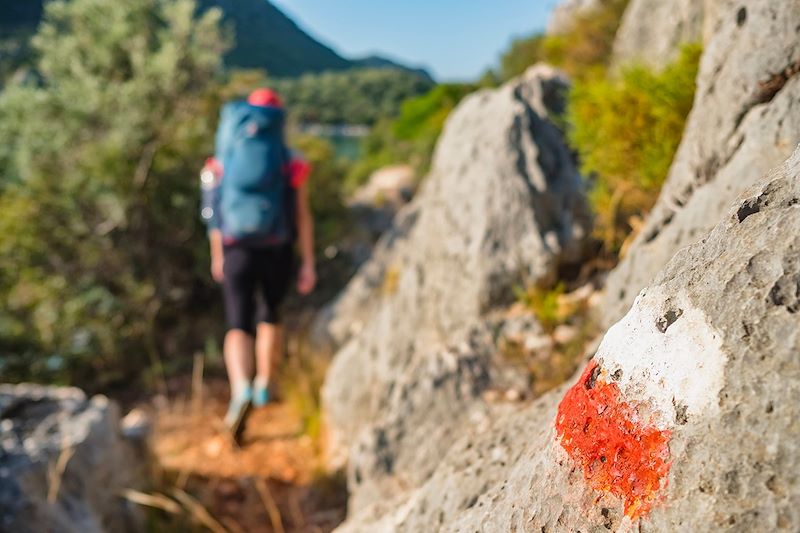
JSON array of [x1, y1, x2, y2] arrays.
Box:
[[0, 384, 143, 533], [336, 146, 800, 532], [322, 64, 591, 512]]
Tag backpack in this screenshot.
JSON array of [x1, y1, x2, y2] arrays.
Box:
[[214, 101, 292, 244]]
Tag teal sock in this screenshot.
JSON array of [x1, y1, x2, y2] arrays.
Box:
[[232, 380, 252, 401]]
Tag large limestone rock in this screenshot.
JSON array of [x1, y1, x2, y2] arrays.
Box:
[[322, 65, 590, 506], [0, 384, 143, 533], [611, 0, 717, 69], [337, 146, 800, 532], [603, 0, 800, 326]]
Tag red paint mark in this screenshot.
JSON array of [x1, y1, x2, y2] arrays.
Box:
[[555, 362, 672, 521]]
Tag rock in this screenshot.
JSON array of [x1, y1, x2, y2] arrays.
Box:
[[335, 145, 800, 532], [342, 322, 526, 512], [552, 324, 578, 345], [611, 0, 715, 69], [350, 164, 415, 209], [0, 384, 143, 533], [120, 408, 151, 442], [603, 0, 800, 326], [547, 0, 600, 36], [310, 203, 422, 352], [323, 64, 590, 509], [348, 165, 416, 240], [499, 311, 554, 354]]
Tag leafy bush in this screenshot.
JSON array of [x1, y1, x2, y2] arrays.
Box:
[[0, 0, 227, 388], [499, 34, 545, 81], [271, 68, 434, 126], [540, 0, 630, 80], [567, 44, 702, 252], [495, 0, 629, 83], [514, 283, 567, 332], [345, 83, 476, 191], [290, 134, 352, 252]]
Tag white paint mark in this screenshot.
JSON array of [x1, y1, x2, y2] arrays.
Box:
[[595, 288, 727, 429]]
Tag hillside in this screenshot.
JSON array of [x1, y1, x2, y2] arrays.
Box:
[[0, 1, 43, 30], [0, 0, 431, 79], [200, 0, 350, 76]]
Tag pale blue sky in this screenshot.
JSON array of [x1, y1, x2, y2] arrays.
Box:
[[270, 0, 559, 81]]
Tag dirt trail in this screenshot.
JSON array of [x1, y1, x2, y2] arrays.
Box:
[[143, 377, 346, 532]]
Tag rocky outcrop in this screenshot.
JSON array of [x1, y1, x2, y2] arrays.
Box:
[[611, 0, 716, 69], [336, 145, 800, 532], [603, 0, 800, 326], [322, 65, 591, 509], [0, 384, 143, 533], [347, 165, 416, 243]]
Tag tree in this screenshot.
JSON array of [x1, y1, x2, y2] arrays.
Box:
[[0, 0, 227, 387], [270, 68, 434, 126], [499, 34, 544, 81], [495, 0, 631, 83]]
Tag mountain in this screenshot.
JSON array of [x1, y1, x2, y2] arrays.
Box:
[[352, 55, 434, 82], [0, 0, 432, 80], [201, 0, 433, 78], [0, 1, 42, 80], [0, 1, 43, 31], [199, 0, 350, 76]]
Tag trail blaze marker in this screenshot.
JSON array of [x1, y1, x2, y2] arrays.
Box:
[[555, 362, 672, 521]]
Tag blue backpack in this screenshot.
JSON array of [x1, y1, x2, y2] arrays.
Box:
[[205, 101, 292, 244]]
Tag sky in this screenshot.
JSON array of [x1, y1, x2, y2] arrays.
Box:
[[269, 0, 559, 81]]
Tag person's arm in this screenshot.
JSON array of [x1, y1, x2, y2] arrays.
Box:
[[201, 157, 225, 283], [295, 182, 316, 295], [209, 229, 224, 283]]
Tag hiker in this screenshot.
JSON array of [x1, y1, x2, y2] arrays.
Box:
[[200, 88, 316, 440]]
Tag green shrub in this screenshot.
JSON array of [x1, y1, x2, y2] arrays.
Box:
[[567, 43, 702, 252], [494, 0, 629, 83], [270, 68, 434, 126], [540, 0, 630, 80], [499, 34, 545, 81], [0, 0, 227, 388], [290, 134, 352, 252], [514, 283, 567, 332], [345, 83, 475, 191]]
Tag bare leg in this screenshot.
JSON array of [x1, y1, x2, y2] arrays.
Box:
[[255, 322, 283, 387], [224, 329, 254, 394]]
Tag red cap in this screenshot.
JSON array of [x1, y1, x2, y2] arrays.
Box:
[[248, 88, 283, 108]]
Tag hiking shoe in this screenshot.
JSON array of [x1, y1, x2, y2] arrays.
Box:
[[252, 382, 270, 408], [224, 387, 252, 443]]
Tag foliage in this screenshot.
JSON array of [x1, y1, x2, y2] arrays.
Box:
[[0, 0, 227, 388], [494, 0, 629, 83], [567, 44, 702, 252], [271, 68, 434, 126], [507, 283, 599, 397], [289, 134, 352, 253], [345, 83, 476, 191], [281, 333, 329, 444], [514, 283, 568, 332], [0, 0, 430, 80], [539, 0, 630, 80], [499, 33, 545, 81], [196, 0, 350, 76]]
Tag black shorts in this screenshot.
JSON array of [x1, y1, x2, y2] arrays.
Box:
[[222, 244, 295, 334]]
